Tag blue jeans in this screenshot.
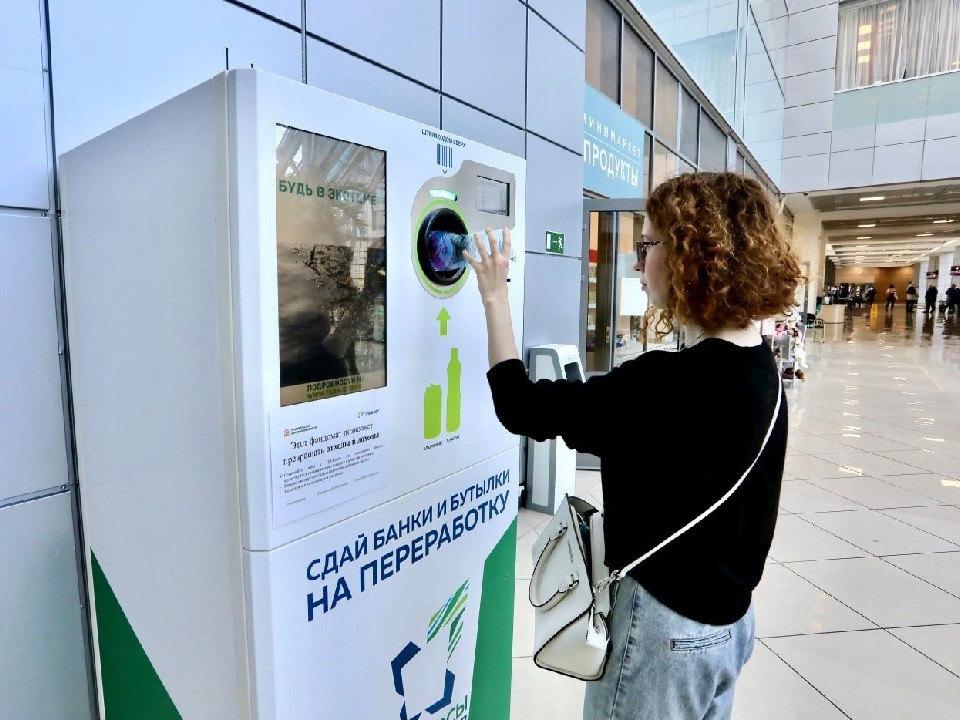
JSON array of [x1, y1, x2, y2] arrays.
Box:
[[583, 575, 755, 720]]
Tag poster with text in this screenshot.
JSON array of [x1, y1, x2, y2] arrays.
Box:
[[269, 390, 386, 527], [276, 125, 387, 407]]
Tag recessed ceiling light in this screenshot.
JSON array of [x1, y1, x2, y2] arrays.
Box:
[[917, 232, 933, 236], [859, 196, 885, 201], [858, 223, 876, 227], [933, 219, 954, 224], [856, 236, 872, 239]]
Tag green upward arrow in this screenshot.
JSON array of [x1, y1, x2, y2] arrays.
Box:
[[437, 307, 451, 336]]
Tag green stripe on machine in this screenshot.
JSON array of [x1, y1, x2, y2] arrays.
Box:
[[469, 518, 518, 720], [91, 551, 181, 719]]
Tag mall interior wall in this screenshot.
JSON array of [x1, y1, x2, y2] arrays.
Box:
[[834, 265, 878, 286], [0, 2, 93, 717], [0, 0, 587, 715], [874, 266, 916, 293], [773, 0, 960, 192], [774, 0, 839, 193]]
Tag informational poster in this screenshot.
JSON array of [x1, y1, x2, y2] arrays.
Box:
[[276, 125, 387, 407], [269, 391, 386, 527]]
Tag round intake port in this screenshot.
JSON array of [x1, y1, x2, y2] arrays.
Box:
[[417, 207, 469, 286]]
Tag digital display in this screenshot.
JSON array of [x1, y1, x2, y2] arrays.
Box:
[[275, 125, 387, 406], [564, 361, 583, 383], [476, 176, 509, 216]]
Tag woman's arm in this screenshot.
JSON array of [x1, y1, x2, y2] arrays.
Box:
[[462, 228, 520, 367], [464, 229, 635, 455]]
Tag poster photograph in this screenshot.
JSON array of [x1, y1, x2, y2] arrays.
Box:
[[276, 125, 387, 407]]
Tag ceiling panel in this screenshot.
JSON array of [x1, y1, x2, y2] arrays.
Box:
[[800, 180, 960, 266]]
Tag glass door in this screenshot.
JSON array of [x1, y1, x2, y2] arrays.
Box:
[[579, 198, 647, 468]]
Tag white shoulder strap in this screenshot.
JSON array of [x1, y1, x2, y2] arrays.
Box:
[[596, 373, 783, 591]]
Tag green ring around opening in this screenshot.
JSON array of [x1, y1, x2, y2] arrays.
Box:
[[412, 198, 470, 299]]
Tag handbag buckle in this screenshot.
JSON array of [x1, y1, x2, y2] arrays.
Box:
[[594, 569, 621, 593]]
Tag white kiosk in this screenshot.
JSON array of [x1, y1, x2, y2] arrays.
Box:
[[61, 70, 525, 720], [524, 345, 583, 514]]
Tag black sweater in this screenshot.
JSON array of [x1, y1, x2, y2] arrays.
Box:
[[487, 339, 787, 626]]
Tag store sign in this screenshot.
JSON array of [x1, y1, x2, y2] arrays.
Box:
[[951, 266, 960, 276], [583, 84, 646, 198], [927, 270, 939, 279]]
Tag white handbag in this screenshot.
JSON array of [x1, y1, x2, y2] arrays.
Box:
[[529, 384, 782, 680]]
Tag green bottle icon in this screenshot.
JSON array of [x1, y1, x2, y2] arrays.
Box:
[[446, 348, 462, 433], [424, 384, 442, 439]]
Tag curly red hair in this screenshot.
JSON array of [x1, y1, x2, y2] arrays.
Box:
[[645, 172, 802, 333]]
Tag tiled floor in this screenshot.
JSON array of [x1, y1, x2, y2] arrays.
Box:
[[510, 308, 960, 719]]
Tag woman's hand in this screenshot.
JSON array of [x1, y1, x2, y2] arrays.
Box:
[[462, 228, 511, 307]]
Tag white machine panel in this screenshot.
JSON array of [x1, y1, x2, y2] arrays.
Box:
[[62, 69, 524, 720], [231, 71, 525, 550], [245, 451, 517, 720]]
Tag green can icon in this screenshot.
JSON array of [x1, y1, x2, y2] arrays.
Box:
[[424, 384, 443, 439]]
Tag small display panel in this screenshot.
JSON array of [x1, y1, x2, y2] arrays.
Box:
[[564, 361, 583, 382], [276, 125, 387, 406], [476, 176, 510, 216]]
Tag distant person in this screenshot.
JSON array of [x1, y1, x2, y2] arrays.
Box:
[[925, 285, 938, 314], [865, 286, 876, 306], [885, 284, 897, 311], [905, 283, 918, 313], [947, 284, 960, 316]]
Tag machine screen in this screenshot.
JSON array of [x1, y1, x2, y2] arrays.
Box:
[[564, 361, 583, 382], [476, 176, 509, 215], [275, 125, 387, 406]]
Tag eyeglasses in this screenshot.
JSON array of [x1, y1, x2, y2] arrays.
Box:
[[635, 240, 661, 263]]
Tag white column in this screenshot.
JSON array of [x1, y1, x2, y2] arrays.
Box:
[[791, 211, 823, 315], [937, 252, 953, 300], [919, 258, 930, 297]]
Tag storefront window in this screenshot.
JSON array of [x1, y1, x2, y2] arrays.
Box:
[[586, 0, 621, 102], [652, 141, 678, 190], [614, 212, 647, 365], [586, 210, 650, 372], [622, 24, 654, 128], [698, 110, 727, 172], [679, 87, 699, 164], [586, 211, 614, 372], [654, 61, 679, 147], [642, 132, 652, 194]]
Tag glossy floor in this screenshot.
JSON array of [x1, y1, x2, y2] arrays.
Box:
[[510, 307, 960, 719]]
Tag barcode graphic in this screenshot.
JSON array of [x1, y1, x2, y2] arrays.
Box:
[[437, 143, 453, 169]]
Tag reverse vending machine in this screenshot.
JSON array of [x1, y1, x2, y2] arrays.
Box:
[[61, 70, 525, 720], [524, 345, 583, 514]]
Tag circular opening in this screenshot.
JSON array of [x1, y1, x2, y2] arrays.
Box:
[[417, 207, 468, 286]]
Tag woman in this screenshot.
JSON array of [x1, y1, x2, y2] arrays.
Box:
[[464, 172, 800, 719], [885, 284, 898, 311], [905, 283, 918, 313]]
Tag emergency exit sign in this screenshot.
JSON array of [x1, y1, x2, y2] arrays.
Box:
[[545, 231, 565, 255]]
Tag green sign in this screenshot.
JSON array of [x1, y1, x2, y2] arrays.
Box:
[[545, 231, 565, 255]]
